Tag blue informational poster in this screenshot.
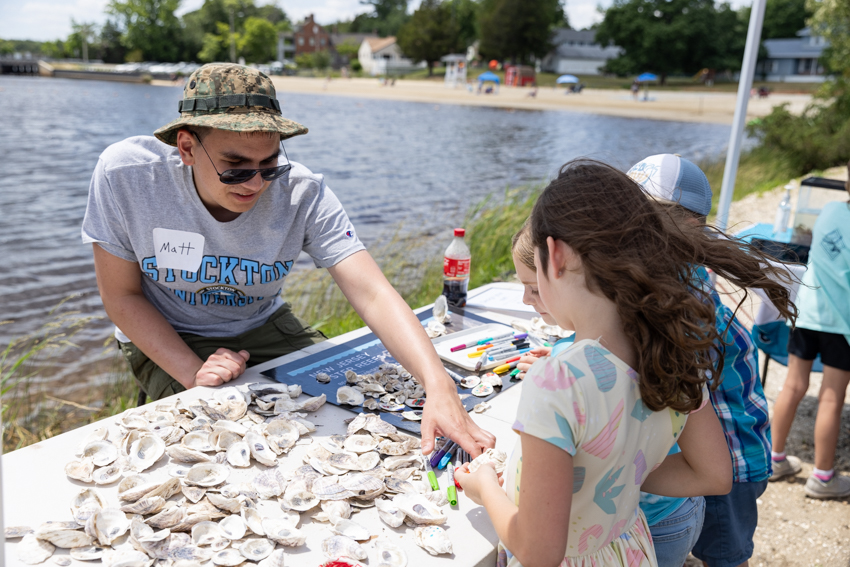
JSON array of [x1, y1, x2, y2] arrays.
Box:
[[262, 308, 524, 435]]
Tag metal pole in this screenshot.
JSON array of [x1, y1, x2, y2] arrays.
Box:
[[715, 0, 766, 231]]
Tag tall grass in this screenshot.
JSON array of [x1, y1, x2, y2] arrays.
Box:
[[1, 303, 137, 453]]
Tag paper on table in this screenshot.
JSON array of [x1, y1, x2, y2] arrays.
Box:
[[465, 287, 536, 314]]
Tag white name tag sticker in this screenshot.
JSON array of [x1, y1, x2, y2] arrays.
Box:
[[153, 228, 205, 272]]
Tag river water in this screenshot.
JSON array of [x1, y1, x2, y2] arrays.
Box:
[[0, 75, 744, 395]]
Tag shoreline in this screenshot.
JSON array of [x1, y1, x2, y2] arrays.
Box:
[[240, 76, 816, 125]]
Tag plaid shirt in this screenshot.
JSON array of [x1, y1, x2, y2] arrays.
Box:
[[698, 267, 772, 483]]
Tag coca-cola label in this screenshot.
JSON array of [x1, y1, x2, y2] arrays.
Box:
[[444, 257, 470, 277]]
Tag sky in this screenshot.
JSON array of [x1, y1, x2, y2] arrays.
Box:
[[0, 0, 752, 43]]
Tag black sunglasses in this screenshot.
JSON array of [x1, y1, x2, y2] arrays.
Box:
[[192, 131, 292, 185]]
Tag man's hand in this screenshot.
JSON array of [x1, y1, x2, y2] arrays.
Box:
[[193, 348, 250, 387], [420, 377, 496, 458]]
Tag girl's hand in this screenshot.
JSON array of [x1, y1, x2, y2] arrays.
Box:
[[455, 462, 503, 506], [516, 346, 552, 378]]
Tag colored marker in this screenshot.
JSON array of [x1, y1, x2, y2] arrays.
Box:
[[510, 367, 522, 378], [476, 337, 528, 351], [447, 463, 458, 505], [488, 347, 530, 361], [450, 340, 481, 352], [477, 332, 514, 345], [444, 368, 465, 383], [494, 360, 520, 374], [438, 443, 458, 470], [468, 350, 487, 358], [486, 342, 530, 357], [476, 353, 521, 372], [422, 455, 439, 491], [430, 440, 456, 468]]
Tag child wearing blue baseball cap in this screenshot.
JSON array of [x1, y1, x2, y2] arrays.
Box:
[[627, 154, 774, 567]]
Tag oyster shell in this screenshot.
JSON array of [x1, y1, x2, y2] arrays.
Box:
[[92, 464, 122, 485], [211, 548, 246, 566], [298, 394, 327, 412], [239, 538, 274, 561], [413, 525, 453, 555], [38, 528, 95, 549], [393, 494, 447, 525], [244, 431, 277, 467], [65, 459, 94, 483], [472, 383, 494, 397], [191, 521, 225, 546], [184, 463, 230, 487], [468, 448, 507, 474], [316, 372, 331, 383], [182, 430, 215, 452], [82, 440, 119, 467], [119, 496, 166, 516], [71, 488, 106, 524], [376, 537, 408, 567], [181, 484, 206, 503], [262, 519, 306, 547], [258, 549, 286, 567], [127, 435, 166, 472], [225, 442, 252, 468], [432, 294, 450, 323], [280, 479, 319, 511], [357, 451, 381, 471], [265, 419, 300, 451], [331, 519, 370, 541], [5, 526, 34, 539], [321, 535, 367, 561], [70, 546, 107, 561], [336, 386, 365, 406], [165, 445, 212, 464], [374, 498, 405, 528], [340, 473, 384, 499], [18, 533, 55, 565], [460, 375, 480, 388], [241, 507, 264, 536], [90, 508, 131, 546], [218, 515, 247, 540]]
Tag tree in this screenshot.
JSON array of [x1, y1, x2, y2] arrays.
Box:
[[99, 19, 128, 63], [106, 0, 184, 62], [356, 0, 410, 36], [807, 0, 850, 79], [397, 0, 465, 74], [70, 19, 98, 61], [762, 0, 810, 39], [595, 0, 746, 83], [478, 0, 565, 63], [199, 21, 237, 62], [238, 16, 276, 63]]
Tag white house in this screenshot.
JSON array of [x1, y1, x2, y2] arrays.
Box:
[[541, 29, 622, 76], [358, 37, 416, 75]]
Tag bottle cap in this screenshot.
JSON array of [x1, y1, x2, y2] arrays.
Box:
[[454, 228, 465, 237]]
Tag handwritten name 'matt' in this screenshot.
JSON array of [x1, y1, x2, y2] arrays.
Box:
[[160, 241, 196, 256]]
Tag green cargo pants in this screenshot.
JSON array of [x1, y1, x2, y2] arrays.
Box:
[[118, 303, 326, 401]]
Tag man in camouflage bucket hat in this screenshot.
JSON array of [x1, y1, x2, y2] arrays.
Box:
[[82, 63, 495, 458]]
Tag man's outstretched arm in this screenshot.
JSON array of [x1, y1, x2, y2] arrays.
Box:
[[92, 244, 249, 389], [327, 250, 497, 457]]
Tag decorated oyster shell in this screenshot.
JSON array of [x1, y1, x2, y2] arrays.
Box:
[[472, 383, 494, 397], [413, 525, 453, 555]]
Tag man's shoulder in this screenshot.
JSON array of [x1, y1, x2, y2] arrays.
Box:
[[99, 136, 179, 173]]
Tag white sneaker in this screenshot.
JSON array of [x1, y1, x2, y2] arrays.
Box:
[[805, 474, 850, 499], [769, 455, 802, 481]]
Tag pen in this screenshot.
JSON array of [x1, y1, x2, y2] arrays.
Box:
[[476, 337, 529, 351], [494, 361, 520, 374], [438, 443, 457, 469], [476, 353, 521, 372], [430, 440, 456, 468], [447, 463, 458, 505], [488, 347, 530, 361], [422, 455, 439, 491], [486, 342, 530, 357], [444, 368, 465, 383], [510, 367, 522, 377]]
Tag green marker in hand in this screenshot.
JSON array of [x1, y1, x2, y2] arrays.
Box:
[[447, 462, 458, 506]]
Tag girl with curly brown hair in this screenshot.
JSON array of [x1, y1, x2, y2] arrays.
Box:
[[457, 159, 796, 567]]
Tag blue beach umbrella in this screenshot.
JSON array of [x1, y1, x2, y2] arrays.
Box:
[[556, 74, 579, 84], [636, 73, 658, 82], [477, 71, 501, 84]]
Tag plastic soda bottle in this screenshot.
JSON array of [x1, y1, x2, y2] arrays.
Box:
[[443, 228, 471, 307], [773, 183, 793, 237]]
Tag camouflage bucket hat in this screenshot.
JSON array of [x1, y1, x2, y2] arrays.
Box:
[[154, 63, 307, 146]]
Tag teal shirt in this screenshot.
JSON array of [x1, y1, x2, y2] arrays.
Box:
[[794, 201, 850, 345]]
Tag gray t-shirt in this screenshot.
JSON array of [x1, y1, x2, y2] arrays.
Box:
[[82, 136, 364, 340]]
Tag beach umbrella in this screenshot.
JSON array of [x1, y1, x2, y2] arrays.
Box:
[[556, 74, 579, 84], [477, 71, 500, 84], [636, 73, 658, 82]]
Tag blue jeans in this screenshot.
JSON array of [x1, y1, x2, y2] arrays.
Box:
[[650, 497, 706, 567]]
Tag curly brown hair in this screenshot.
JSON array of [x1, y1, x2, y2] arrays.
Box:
[[531, 159, 797, 412]]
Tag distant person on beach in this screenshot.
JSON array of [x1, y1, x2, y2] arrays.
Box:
[[627, 154, 797, 567], [631, 79, 640, 100], [81, 63, 495, 458], [769, 164, 850, 499]]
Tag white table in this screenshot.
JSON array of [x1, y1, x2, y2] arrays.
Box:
[[3, 283, 529, 566]]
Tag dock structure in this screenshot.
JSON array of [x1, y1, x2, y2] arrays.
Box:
[[0, 58, 41, 76]]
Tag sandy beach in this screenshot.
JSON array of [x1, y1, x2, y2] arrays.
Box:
[[263, 76, 813, 125]]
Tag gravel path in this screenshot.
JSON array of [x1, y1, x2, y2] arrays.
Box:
[[685, 167, 850, 567]]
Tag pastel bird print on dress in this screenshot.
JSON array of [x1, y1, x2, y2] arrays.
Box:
[[532, 360, 577, 391], [593, 465, 626, 514], [582, 399, 624, 459], [578, 524, 605, 554], [633, 450, 647, 484], [585, 344, 618, 392], [544, 413, 577, 453]]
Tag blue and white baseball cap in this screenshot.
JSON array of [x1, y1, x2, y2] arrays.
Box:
[[627, 154, 712, 216]]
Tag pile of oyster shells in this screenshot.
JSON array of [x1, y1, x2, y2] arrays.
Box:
[[6, 381, 461, 566], [327, 364, 427, 422]]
